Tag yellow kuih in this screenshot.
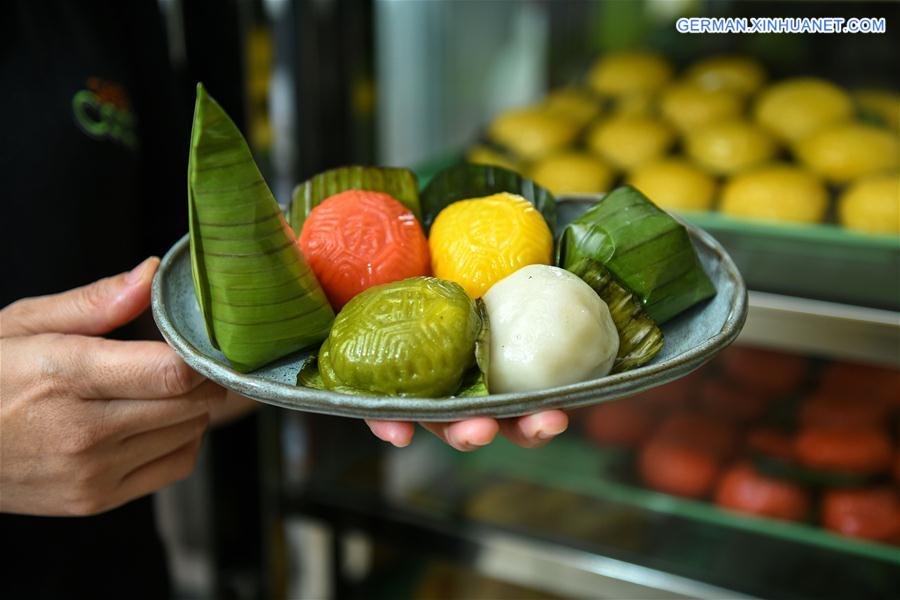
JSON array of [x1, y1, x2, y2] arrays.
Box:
[[628, 159, 716, 212], [794, 123, 899, 184], [487, 106, 579, 160], [587, 115, 675, 171], [839, 174, 900, 235], [465, 145, 521, 173], [660, 82, 744, 133], [686, 120, 778, 176], [542, 87, 602, 128], [429, 193, 553, 299], [588, 50, 673, 98], [754, 77, 853, 143], [684, 55, 767, 96], [529, 151, 615, 196], [720, 164, 828, 224]]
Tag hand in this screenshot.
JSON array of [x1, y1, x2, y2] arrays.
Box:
[[365, 411, 569, 451], [0, 258, 230, 516]]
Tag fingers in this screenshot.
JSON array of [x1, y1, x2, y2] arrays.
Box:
[[208, 391, 258, 427], [62, 337, 206, 399], [499, 410, 569, 449], [420, 418, 500, 452], [365, 420, 415, 448], [377, 412, 568, 452], [0, 257, 158, 338], [103, 380, 225, 438], [116, 437, 204, 508], [117, 414, 209, 474]]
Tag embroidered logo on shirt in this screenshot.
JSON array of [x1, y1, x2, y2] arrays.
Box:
[[72, 77, 138, 149]]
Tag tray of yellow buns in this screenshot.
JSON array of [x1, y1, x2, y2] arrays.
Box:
[[424, 51, 898, 310]]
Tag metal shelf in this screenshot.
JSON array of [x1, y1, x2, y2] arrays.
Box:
[[463, 529, 752, 600], [286, 494, 753, 600], [739, 291, 900, 366]]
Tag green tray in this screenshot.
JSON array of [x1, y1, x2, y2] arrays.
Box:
[[679, 211, 900, 311], [454, 435, 900, 566], [414, 154, 900, 311]]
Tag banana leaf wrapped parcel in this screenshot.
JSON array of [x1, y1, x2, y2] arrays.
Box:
[[557, 185, 716, 325], [188, 84, 334, 372]]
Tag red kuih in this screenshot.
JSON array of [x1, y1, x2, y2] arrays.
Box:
[[822, 488, 900, 544], [715, 462, 811, 522], [794, 426, 894, 475], [299, 190, 430, 310], [583, 399, 658, 448]]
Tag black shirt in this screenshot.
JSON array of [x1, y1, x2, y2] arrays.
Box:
[[1, 2, 188, 597], [1, 0, 186, 303]]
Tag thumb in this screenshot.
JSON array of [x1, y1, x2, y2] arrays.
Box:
[[0, 257, 159, 338]]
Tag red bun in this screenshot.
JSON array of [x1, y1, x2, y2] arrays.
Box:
[[714, 462, 810, 522], [299, 190, 430, 310]]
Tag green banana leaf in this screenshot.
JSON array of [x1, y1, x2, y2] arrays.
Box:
[[454, 299, 492, 397], [289, 166, 421, 235], [296, 356, 325, 389], [456, 369, 488, 397], [188, 83, 334, 372], [567, 258, 664, 373], [419, 163, 557, 232], [557, 186, 716, 324], [474, 298, 491, 393]]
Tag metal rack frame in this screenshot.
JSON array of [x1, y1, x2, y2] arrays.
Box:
[[740, 292, 900, 367]]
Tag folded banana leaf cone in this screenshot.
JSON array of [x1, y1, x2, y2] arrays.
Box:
[[188, 83, 334, 372]]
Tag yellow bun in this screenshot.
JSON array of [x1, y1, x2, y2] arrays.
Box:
[[465, 145, 521, 173], [795, 123, 899, 184], [628, 159, 716, 212], [660, 81, 744, 133], [588, 50, 673, 97], [754, 78, 853, 143], [429, 193, 553, 299], [543, 87, 601, 128], [838, 173, 900, 235], [488, 107, 579, 160], [686, 120, 778, 175], [721, 164, 828, 224], [529, 152, 615, 195], [611, 92, 657, 117], [685, 55, 767, 95], [587, 116, 675, 171]]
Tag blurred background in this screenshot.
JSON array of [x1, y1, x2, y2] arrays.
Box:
[[155, 0, 899, 598]]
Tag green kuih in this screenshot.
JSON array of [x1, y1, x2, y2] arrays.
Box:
[[188, 83, 334, 372], [300, 277, 482, 397], [289, 166, 421, 235], [420, 163, 557, 232], [566, 258, 664, 373], [557, 186, 716, 324]]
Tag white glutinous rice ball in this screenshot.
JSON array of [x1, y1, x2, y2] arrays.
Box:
[[482, 264, 620, 393]]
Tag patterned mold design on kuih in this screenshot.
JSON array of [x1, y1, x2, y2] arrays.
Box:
[[318, 277, 481, 397], [298, 190, 430, 310], [428, 192, 553, 299]]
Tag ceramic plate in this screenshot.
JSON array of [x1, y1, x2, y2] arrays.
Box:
[[152, 197, 747, 420]]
